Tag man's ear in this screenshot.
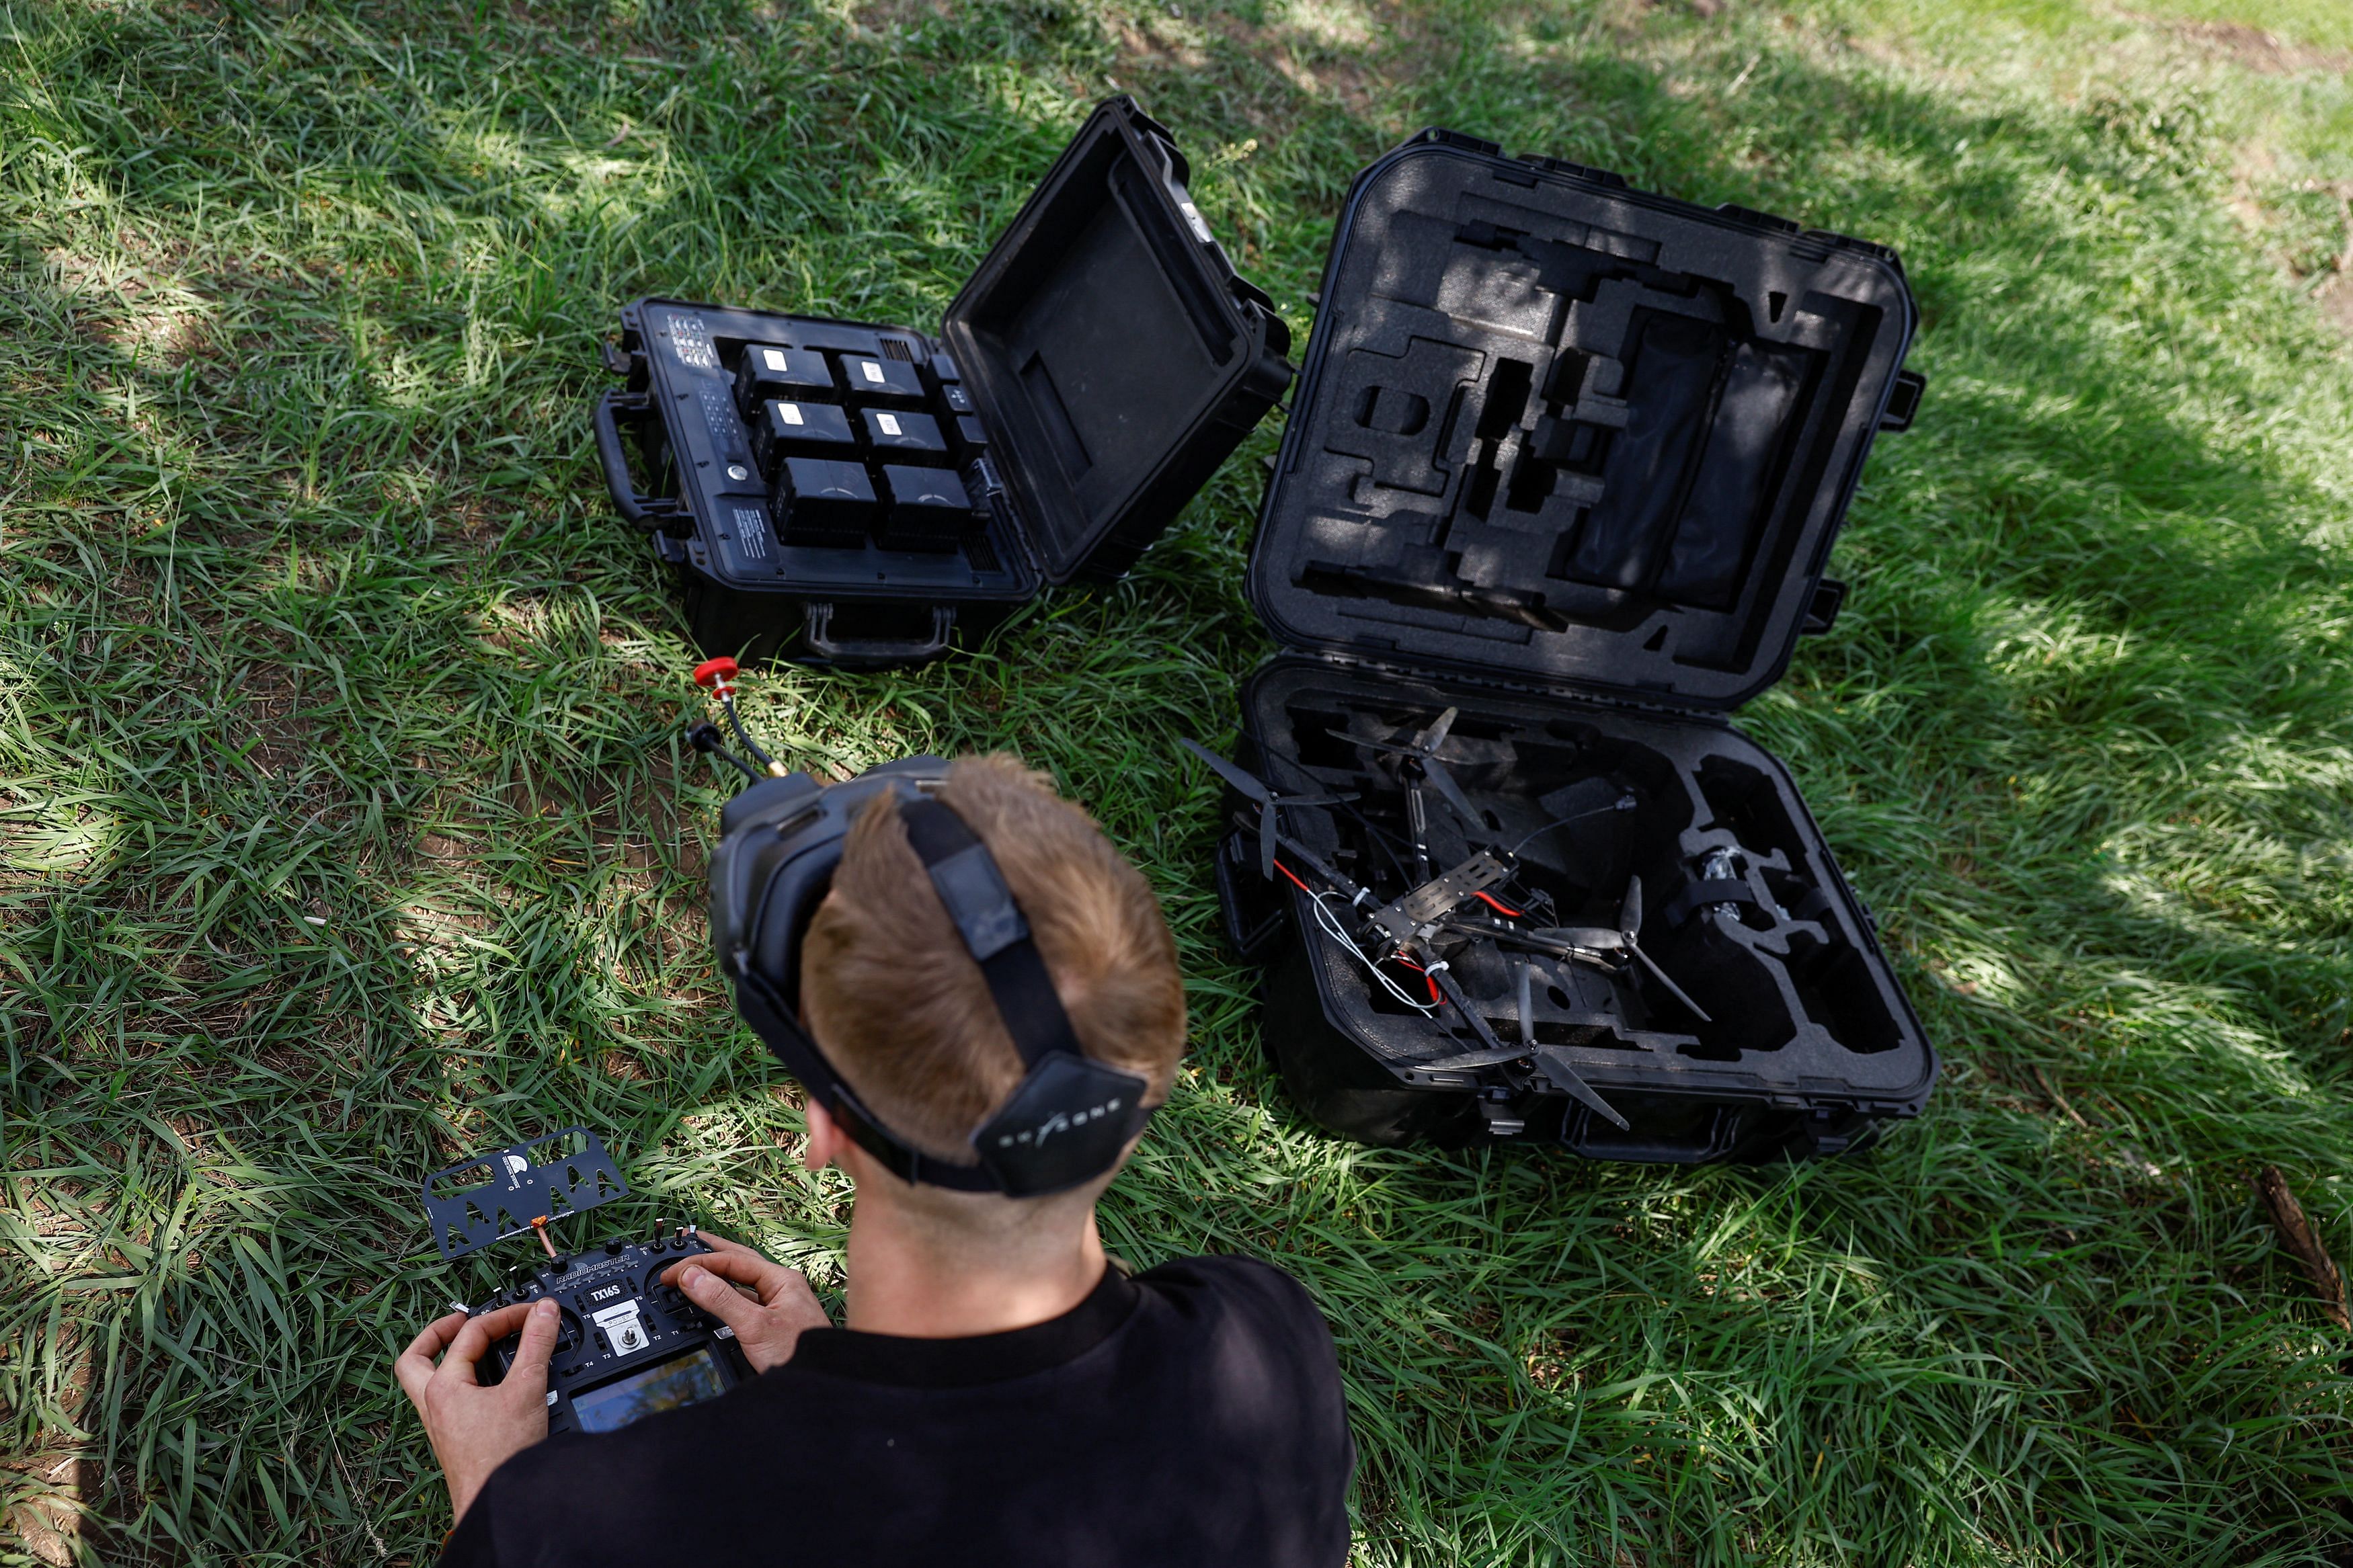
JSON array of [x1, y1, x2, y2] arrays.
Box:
[[801, 1096, 846, 1174]]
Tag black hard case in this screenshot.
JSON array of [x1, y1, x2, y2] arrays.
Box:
[[595, 97, 1293, 668], [1220, 130, 1938, 1164]]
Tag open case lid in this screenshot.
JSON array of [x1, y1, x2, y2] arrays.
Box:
[[1248, 130, 1924, 712], [942, 97, 1295, 585]]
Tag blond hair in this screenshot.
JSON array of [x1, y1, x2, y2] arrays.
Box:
[[801, 753, 1185, 1165]]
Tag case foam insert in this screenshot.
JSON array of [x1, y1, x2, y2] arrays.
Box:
[[1245, 660, 1929, 1098], [1258, 147, 1915, 708]]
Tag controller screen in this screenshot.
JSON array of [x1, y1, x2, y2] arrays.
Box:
[[570, 1347, 727, 1433]]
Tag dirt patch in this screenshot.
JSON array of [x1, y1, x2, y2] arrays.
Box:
[[3, 1327, 97, 1567], [2292, 187, 2353, 339], [850, 0, 951, 33], [2124, 10, 2353, 75], [36, 245, 215, 370], [1111, 3, 1405, 135], [236, 654, 311, 779], [2321, 275, 2353, 338]]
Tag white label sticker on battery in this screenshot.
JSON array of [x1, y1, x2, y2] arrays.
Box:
[[764, 349, 788, 372], [590, 1300, 651, 1357], [779, 403, 804, 425], [860, 360, 885, 384], [877, 412, 901, 436]]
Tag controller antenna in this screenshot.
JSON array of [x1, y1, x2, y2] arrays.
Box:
[[686, 721, 763, 785], [693, 658, 787, 776]]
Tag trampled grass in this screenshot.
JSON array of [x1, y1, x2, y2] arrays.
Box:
[[5, 0, 2352, 1563]]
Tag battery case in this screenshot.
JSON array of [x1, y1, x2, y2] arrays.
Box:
[[594, 97, 1292, 668]]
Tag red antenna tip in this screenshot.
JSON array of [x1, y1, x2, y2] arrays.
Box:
[[692, 657, 740, 698]]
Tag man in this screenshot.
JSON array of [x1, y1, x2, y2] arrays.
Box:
[[396, 753, 1355, 1565]]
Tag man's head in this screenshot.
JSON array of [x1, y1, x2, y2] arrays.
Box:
[[799, 753, 1185, 1231]]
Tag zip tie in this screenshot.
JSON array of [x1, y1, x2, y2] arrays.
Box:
[[1313, 894, 1435, 1014]]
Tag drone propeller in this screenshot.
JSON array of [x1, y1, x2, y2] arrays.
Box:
[[1414, 1043, 1537, 1072], [1521, 924, 1626, 952], [1327, 707, 1483, 832], [1531, 1046, 1630, 1130], [1614, 874, 1710, 1024], [1514, 958, 1630, 1128], [1404, 954, 1626, 1130], [1181, 739, 1353, 881], [1477, 876, 1709, 1024]]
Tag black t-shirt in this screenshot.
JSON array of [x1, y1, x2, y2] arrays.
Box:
[[438, 1254, 1353, 1567]]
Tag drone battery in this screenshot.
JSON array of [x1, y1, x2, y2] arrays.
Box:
[[877, 464, 973, 552], [929, 351, 961, 385], [751, 400, 856, 469], [939, 382, 975, 416], [774, 456, 877, 548], [735, 344, 835, 415], [840, 355, 926, 407], [953, 415, 990, 458], [860, 407, 951, 459]]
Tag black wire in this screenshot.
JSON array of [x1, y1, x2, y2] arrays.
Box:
[[721, 696, 778, 770], [1264, 747, 1414, 893], [707, 747, 762, 785], [686, 721, 764, 785], [1332, 798, 1414, 891], [1504, 794, 1636, 857]]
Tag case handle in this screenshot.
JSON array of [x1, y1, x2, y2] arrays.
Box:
[[1561, 1105, 1739, 1164], [594, 390, 691, 538], [802, 603, 956, 668]]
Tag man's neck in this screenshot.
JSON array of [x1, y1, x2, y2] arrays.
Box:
[[840, 1198, 1107, 1339]]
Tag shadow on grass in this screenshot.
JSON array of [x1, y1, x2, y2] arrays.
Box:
[[5, 0, 2352, 1562]]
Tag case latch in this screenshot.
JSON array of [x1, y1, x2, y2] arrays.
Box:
[[1880, 369, 1926, 432], [599, 337, 642, 380], [1802, 577, 1848, 636], [1517, 155, 1628, 190], [1716, 202, 1800, 235], [1417, 127, 1502, 157]]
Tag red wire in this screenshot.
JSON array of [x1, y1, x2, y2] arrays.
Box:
[[1472, 891, 1523, 917], [1279, 858, 1449, 1006], [1387, 954, 1442, 1003]]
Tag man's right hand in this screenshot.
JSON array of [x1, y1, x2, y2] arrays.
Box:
[[663, 1232, 832, 1372]]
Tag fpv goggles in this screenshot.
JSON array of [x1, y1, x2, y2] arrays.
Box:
[[706, 754, 1153, 1198]]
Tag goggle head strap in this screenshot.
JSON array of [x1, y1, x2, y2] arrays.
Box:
[[897, 798, 1152, 1198], [729, 960, 1002, 1193]]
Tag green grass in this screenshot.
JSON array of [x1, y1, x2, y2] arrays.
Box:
[[5, 0, 2353, 1562]]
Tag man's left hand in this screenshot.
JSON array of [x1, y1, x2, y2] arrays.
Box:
[[395, 1297, 562, 1524]]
